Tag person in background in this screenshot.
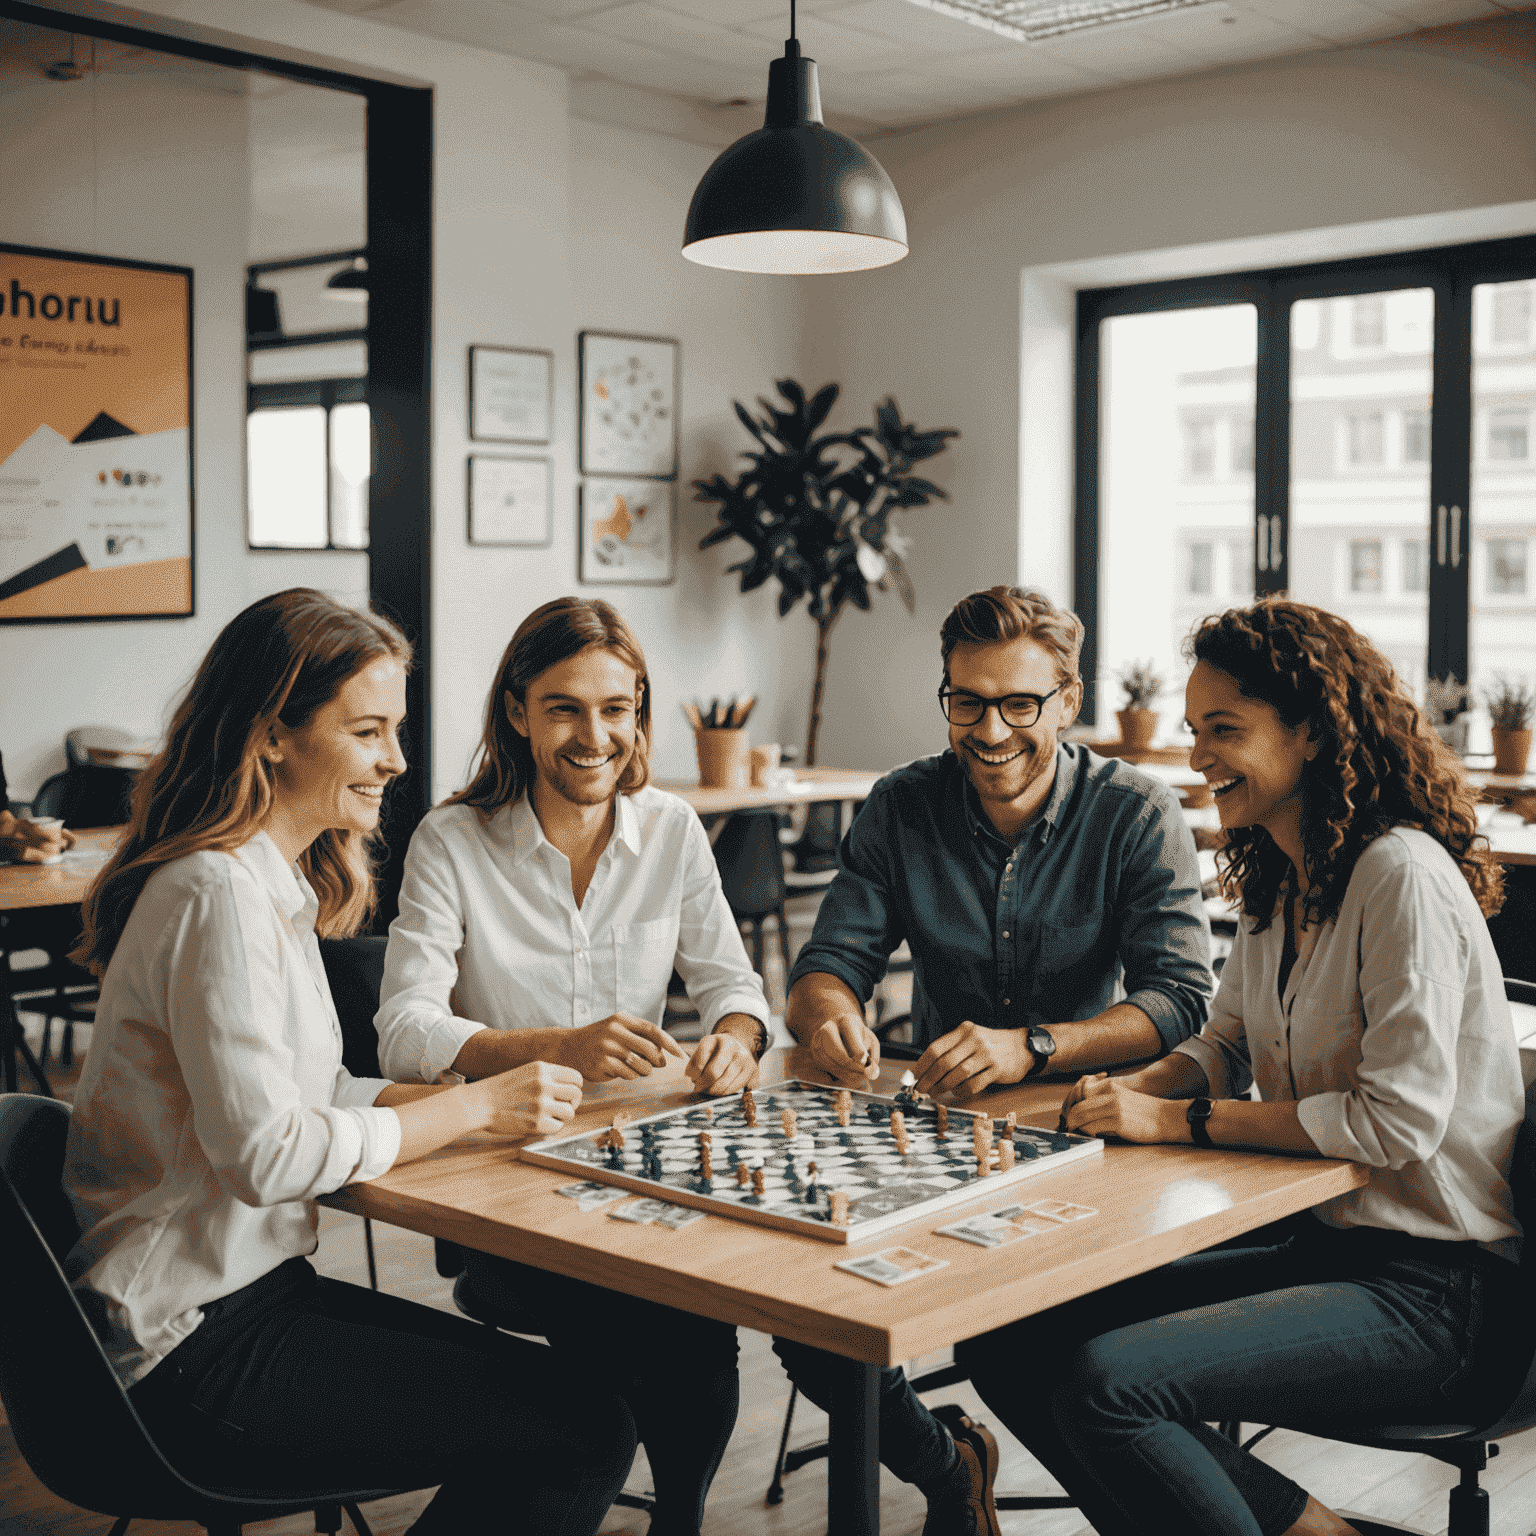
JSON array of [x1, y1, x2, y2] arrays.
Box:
[[0, 750, 74, 863], [64, 588, 634, 1535], [964, 597, 1524, 1536], [375, 596, 770, 1536], [775, 584, 1213, 1536]]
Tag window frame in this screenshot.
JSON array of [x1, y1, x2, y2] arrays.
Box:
[[1074, 232, 1536, 725], [246, 376, 369, 551]]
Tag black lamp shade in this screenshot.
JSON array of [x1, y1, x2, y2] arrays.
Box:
[[245, 284, 281, 339], [326, 263, 369, 302], [683, 44, 907, 275]]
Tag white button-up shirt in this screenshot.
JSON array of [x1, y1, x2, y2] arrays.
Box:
[[375, 788, 770, 1084], [1177, 828, 1523, 1260], [63, 833, 401, 1386]]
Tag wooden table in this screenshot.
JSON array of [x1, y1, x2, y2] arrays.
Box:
[[323, 1046, 1367, 1534], [654, 767, 882, 818], [0, 826, 119, 912]]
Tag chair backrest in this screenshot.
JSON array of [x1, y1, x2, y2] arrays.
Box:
[[65, 727, 143, 772], [319, 934, 388, 1079], [32, 764, 136, 828], [0, 1093, 217, 1519], [712, 810, 788, 920]]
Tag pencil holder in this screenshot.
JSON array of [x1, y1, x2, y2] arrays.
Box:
[[695, 728, 751, 789]]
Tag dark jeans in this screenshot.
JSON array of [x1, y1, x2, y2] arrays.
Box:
[[963, 1223, 1527, 1536], [128, 1258, 635, 1536], [463, 1250, 740, 1536]]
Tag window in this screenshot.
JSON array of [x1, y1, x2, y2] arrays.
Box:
[[1403, 539, 1427, 593], [1228, 538, 1254, 597], [1347, 412, 1384, 466], [1186, 419, 1217, 477], [1352, 296, 1385, 348], [1492, 285, 1531, 346], [1187, 542, 1213, 594], [1230, 416, 1254, 475], [1488, 408, 1529, 462], [246, 379, 369, 550], [1350, 540, 1383, 594], [1488, 539, 1528, 596], [1403, 409, 1430, 464]]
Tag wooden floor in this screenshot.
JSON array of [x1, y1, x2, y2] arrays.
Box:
[[9, 1016, 1536, 1536]]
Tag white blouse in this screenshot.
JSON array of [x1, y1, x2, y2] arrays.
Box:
[[1177, 828, 1523, 1260], [375, 789, 770, 1085], [63, 833, 401, 1386]]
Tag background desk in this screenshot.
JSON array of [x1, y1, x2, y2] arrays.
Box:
[[323, 1047, 1366, 1535], [0, 827, 118, 913], [655, 767, 881, 819]]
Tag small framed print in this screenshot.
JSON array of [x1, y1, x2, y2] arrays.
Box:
[[579, 478, 674, 585], [469, 345, 552, 444], [467, 455, 552, 547], [578, 330, 679, 478]]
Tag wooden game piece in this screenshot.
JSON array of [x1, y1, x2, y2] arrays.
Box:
[[701, 1149, 713, 1181], [752, 1164, 766, 1197], [889, 1109, 905, 1138], [612, 1110, 633, 1133], [998, 1137, 1016, 1172], [836, 1090, 852, 1127], [610, 1128, 624, 1151], [936, 1103, 949, 1137], [781, 1108, 798, 1140], [976, 1148, 991, 1177], [703, 1103, 715, 1122], [829, 1191, 849, 1227], [736, 1163, 750, 1186], [743, 1089, 757, 1126], [808, 1160, 819, 1181], [1005, 1111, 1018, 1137]]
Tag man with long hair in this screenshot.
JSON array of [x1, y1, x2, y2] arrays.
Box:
[[375, 596, 769, 1536]]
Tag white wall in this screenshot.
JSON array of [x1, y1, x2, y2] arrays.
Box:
[[802, 30, 1536, 769]]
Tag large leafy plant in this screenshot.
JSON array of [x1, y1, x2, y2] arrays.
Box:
[[695, 379, 958, 764]]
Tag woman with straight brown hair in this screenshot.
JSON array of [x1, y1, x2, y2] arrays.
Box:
[[376, 595, 770, 1536], [64, 588, 634, 1535]]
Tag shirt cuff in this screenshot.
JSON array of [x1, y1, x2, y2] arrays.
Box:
[[1124, 987, 1192, 1054], [1173, 1034, 1233, 1101], [318, 1106, 402, 1191], [416, 1017, 486, 1084], [701, 989, 772, 1034], [334, 1074, 394, 1111], [1296, 1092, 1349, 1160]]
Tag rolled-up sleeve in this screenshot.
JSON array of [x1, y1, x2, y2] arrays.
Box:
[[1296, 861, 1465, 1168], [164, 880, 402, 1205], [375, 819, 488, 1082], [1174, 931, 1253, 1101], [787, 790, 907, 1004], [673, 814, 770, 1031], [1115, 792, 1213, 1052]]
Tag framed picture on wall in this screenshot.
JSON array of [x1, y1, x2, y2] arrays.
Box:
[[579, 478, 674, 585], [469, 345, 553, 444], [0, 241, 194, 625], [468, 455, 552, 547], [578, 330, 679, 478]]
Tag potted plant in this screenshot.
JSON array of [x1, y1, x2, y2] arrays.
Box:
[[695, 378, 958, 766], [1115, 660, 1165, 756], [1486, 676, 1535, 777]]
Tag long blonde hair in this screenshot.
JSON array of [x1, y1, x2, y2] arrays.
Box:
[[448, 597, 651, 815], [75, 589, 412, 974]]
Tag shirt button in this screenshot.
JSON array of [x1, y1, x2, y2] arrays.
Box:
[[1003, 998, 1011, 1006], [1006, 862, 1013, 871], [1002, 930, 1011, 939]]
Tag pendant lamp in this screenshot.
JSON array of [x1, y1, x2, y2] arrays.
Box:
[[326, 257, 369, 302], [682, 2, 907, 275]]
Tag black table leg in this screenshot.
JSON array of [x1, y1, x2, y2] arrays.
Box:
[[3, 994, 54, 1096], [827, 1354, 880, 1535]]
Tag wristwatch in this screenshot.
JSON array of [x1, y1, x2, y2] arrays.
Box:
[[1187, 1096, 1215, 1148], [728, 1017, 770, 1061], [1023, 1024, 1056, 1078]]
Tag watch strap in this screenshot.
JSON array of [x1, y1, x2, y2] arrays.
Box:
[[1187, 1097, 1214, 1148]]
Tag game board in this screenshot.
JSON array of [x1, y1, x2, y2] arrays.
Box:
[[520, 1079, 1103, 1245]]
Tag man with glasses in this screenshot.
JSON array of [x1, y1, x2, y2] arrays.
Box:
[[773, 585, 1211, 1536]]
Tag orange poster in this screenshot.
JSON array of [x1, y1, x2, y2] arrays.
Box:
[[0, 243, 192, 623]]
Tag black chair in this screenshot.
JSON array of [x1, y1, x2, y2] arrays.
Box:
[[2, 905, 99, 1096], [32, 763, 136, 829], [0, 1091, 410, 1536], [712, 810, 792, 993], [319, 935, 390, 1290]]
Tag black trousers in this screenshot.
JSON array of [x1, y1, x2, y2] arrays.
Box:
[[128, 1258, 636, 1536]]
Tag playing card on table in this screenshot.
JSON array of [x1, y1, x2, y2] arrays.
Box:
[[556, 1180, 632, 1213], [1026, 1199, 1098, 1224], [835, 1246, 950, 1287], [608, 1198, 706, 1229]]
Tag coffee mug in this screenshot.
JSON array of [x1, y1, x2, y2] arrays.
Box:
[[749, 744, 782, 787]]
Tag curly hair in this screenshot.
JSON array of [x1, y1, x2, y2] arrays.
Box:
[[1186, 597, 1501, 930]]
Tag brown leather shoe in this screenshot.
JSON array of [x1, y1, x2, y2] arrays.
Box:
[[920, 1415, 1002, 1536]]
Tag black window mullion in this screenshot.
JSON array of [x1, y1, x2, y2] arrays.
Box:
[[1254, 284, 1288, 597], [1073, 298, 1103, 727], [1429, 272, 1473, 685]]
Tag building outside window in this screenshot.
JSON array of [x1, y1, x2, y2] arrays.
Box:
[[1230, 415, 1254, 474], [1403, 408, 1431, 463], [1228, 538, 1254, 596], [1352, 296, 1386, 348], [1186, 419, 1217, 476], [1403, 538, 1427, 593], [1350, 539, 1383, 594], [1488, 538, 1529, 596], [1493, 285, 1532, 346], [1187, 541, 1213, 594], [1347, 412, 1385, 466], [1488, 407, 1530, 461]]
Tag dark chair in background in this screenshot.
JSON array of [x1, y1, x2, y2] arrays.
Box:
[[32, 763, 136, 830], [0, 1092, 410, 1536], [712, 810, 792, 996]]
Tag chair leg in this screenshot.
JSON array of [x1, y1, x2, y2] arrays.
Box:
[[363, 1217, 379, 1292], [4, 998, 54, 1096], [1447, 1461, 1490, 1536], [766, 1384, 800, 1506], [106, 1517, 132, 1536], [315, 1503, 342, 1535], [343, 1503, 373, 1536], [61, 1018, 75, 1067], [204, 1524, 242, 1536]]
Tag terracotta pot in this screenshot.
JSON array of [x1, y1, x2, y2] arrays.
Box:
[[1491, 727, 1533, 778], [695, 728, 751, 788], [1116, 708, 1158, 753]]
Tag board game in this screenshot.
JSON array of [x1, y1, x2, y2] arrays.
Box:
[[520, 1079, 1104, 1245]]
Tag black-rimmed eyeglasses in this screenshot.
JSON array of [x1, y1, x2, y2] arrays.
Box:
[[938, 684, 1063, 730]]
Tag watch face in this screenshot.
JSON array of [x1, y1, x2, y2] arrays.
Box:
[[1028, 1027, 1056, 1058]]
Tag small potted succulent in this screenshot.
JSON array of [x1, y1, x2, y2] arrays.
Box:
[[1115, 660, 1165, 755], [1486, 676, 1535, 778]]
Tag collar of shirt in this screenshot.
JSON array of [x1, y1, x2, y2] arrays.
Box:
[[234, 831, 318, 934], [959, 742, 1078, 855], [497, 791, 642, 867]]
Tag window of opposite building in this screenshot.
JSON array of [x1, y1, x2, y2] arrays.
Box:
[[1403, 409, 1431, 464], [1350, 540, 1384, 594], [1187, 542, 1214, 594], [1347, 412, 1385, 467], [1403, 538, 1428, 593], [1487, 538, 1529, 596], [1488, 407, 1530, 462]]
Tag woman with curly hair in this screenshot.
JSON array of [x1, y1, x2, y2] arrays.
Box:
[[963, 597, 1524, 1536]]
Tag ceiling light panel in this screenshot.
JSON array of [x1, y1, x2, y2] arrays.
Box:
[[901, 0, 1226, 43]]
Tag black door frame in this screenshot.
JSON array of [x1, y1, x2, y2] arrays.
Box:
[[2, 1, 433, 915]]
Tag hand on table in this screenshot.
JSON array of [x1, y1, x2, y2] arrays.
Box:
[[810, 1014, 880, 1086], [1062, 1073, 1182, 1144], [912, 1020, 1028, 1099], [686, 1031, 759, 1095], [473, 1060, 584, 1139], [0, 810, 75, 864], [562, 1013, 686, 1082]]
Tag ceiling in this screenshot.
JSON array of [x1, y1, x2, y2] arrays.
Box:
[[291, 0, 1534, 135]]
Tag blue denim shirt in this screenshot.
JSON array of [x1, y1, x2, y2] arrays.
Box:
[[788, 745, 1213, 1052]]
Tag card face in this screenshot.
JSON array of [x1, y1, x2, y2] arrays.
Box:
[[937, 1206, 1061, 1248], [836, 1246, 951, 1286], [1026, 1199, 1097, 1224], [607, 1197, 706, 1229], [556, 1180, 632, 1212]]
